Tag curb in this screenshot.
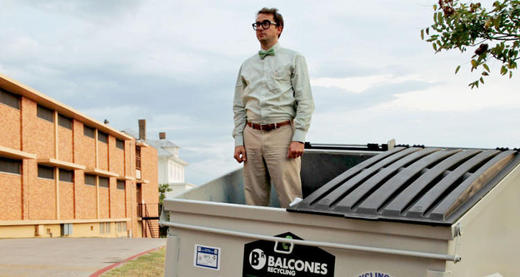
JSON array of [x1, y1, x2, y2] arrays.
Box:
[[90, 246, 164, 277]]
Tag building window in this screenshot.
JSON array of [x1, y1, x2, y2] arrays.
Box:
[[98, 131, 108, 143], [0, 88, 20, 109], [59, 169, 74, 182], [61, 223, 73, 236], [99, 177, 109, 188], [117, 222, 127, 232], [85, 174, 96, 186], [58, 114, 73, 130], [116, 139, 124, 150], [37, 105, 54, 122], [84, 125, 95, 138], [38, 165, 55, 179], [99, 222, 111, 234], [117, 180, 125, 190], [0, 157, 21, 175], [136, 146, 141, 170]]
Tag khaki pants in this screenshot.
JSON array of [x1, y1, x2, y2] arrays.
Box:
[[243, 124, 302, 208]]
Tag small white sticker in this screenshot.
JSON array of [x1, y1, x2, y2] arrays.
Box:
[[194, 244, 221, 271]]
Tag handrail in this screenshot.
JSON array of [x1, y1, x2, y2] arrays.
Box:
[[138, 203, 159, 238], [160, 221, 461, 263]]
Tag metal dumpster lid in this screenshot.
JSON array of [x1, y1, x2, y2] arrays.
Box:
[[288, 146, 520, 225]]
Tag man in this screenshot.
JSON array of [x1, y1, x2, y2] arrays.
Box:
[[232, 7, 314, 208]]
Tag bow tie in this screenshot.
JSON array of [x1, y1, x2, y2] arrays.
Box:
[[258, 48, 275, 59]]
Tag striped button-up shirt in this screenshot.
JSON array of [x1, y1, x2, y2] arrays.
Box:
[[233, 43, 314, 146]]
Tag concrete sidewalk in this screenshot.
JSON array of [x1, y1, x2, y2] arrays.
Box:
[[0, 238, 166, 277]]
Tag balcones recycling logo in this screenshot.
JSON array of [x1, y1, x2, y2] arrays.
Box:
[[243, 232, 335, 277], [248, 247, 329, 275]]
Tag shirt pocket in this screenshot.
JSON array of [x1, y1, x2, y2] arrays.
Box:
[[268, 63, 292, 92], [272, 64, 291, 81]]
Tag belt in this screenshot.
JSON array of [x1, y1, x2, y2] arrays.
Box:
[[247, 120, 291, 131]]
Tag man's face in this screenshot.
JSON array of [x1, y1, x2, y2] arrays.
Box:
[[255, 13, 281, 43]]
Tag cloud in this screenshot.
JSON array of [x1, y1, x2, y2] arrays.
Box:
[[378, 78, 520, 112], [307, 103, 520, 149], [177, 139, 239, 185], [14, 0, 144, 19], [1, 0, 520, 186], [311, 74, 429, 93]]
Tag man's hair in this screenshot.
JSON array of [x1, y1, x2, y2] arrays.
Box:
[[257, 7, 284, 38]]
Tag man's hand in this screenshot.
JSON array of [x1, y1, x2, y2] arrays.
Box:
[[234, 146, 247, 163], [287, 141, 304, 159]]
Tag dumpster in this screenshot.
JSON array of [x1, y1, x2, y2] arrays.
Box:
[[161, 143, 520, 277]]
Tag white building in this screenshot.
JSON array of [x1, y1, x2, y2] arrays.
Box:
[[147, 132, 191, 197]]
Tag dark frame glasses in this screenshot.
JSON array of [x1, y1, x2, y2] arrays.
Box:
[[252, 20, 278, 31]]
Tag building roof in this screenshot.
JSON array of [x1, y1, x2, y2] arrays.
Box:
[[152, 141, 188, 166], [0, 73, 133, 141], [148, 139, 179, 149], [121, 129, 139, 139]]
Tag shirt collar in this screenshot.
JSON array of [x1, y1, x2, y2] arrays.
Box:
[[261, 42, 280, 52], [271, 42, 280, 51]]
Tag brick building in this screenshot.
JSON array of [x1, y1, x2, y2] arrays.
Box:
[[0, 73, 159, 238]]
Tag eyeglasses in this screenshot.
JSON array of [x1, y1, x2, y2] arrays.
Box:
[[252, 20, 277, 31]]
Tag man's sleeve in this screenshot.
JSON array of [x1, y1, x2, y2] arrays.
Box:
[[232, 65, 247, 146], [291, 54, 314, 142]]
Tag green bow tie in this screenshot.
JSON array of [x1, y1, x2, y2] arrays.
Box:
[[258, 48, 275, 59]]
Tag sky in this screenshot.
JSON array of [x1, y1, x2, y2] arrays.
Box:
[[1, 0, 520, 185]]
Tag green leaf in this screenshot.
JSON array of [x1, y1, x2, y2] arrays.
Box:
[[480, 77, 484, 84], [483, 63, 490, 72], [421, 29, 424, 40], [433, 43, 438, 51], [426, 27, 429, 35], [501, 65, 508, 75], [510, 71, 513, 78], [482, 71, 489, 76], [469, 80, 479, 89], [433, 4, 437, 11], [471, 59, 478, 68], [494, 17, 500, 30], [455, 65, 461, 74]]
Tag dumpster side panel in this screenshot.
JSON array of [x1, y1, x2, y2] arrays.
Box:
[[164, 235, 179, 277], [165, 204, 453, 277], [169, 227, 448, 277], [446, 164, 520, 277], [170, 211, 452, 254]]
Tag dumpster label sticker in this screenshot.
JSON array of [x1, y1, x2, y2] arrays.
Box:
[[194, 244, 221, 271], [243, 232, 335, 277], [357, 272, 392, 277]]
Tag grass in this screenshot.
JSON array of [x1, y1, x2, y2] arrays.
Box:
[[101, 247, 166, 277]]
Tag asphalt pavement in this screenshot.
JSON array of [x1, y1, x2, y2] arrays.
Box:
[[0, 238, 166, 277]]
